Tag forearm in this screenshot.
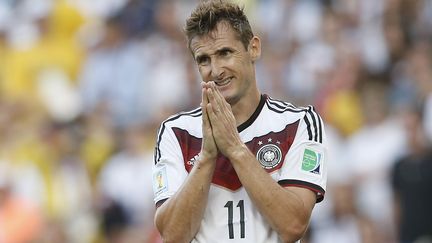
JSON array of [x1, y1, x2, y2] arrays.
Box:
[[155, 158, 215, 243], [229, 146, 313, 242]]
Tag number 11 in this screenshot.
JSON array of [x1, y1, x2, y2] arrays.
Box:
[[224, 200, 245, 239]]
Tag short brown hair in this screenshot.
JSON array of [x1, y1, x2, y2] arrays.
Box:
[[184, 0, 254, 50]]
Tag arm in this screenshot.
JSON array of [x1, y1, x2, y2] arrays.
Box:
[[205, 83, 319, 242], [154, 155, 215, 243], [154, 85, 218, 243], [228, 147, 316, 242]]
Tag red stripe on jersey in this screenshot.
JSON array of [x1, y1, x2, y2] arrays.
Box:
[[173, 120, 299, 191]]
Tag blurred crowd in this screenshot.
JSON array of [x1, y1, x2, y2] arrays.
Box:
[[0, 0, 431, 242]]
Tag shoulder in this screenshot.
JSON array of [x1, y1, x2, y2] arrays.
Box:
[[154, 107, 202, 163], [264, 95, 324, 143], [264, 95, 320, 117], [155, 107, 202, 142], [158, 107, 202, 130]]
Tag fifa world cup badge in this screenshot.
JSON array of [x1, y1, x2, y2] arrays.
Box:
[[153, 166, 168, 196], [157, 172, 164, 189]]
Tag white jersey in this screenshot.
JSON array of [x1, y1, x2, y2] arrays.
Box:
[[152, 94, 328, 243]]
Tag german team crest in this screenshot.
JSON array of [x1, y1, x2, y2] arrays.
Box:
[[256, 143, 282, 169]]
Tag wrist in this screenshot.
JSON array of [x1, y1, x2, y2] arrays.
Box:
[[197, 152, 217, 165], [226, 144, 251, 163]]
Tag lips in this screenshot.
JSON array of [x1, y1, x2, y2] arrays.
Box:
[[214, 77, 232, 87]]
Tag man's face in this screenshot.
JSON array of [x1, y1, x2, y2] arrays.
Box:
[[190, 21, 260, 105]]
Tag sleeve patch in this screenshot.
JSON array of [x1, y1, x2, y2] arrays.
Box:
[[301, 147, 323, 176], [153, 165, 168, 197]]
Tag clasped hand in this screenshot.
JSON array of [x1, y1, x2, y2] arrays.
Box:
[[200, 81, 244, 161]]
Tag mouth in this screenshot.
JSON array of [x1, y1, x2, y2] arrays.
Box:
[[214, 77, 232, 87]]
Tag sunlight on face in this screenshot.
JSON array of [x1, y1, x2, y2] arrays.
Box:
[[190, 21, 259, 105]]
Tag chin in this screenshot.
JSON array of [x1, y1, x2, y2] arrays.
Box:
[[223, 94, 240, 106], [219, 89, 232, 101]]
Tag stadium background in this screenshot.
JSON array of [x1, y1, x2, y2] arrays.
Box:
[[0, 0, 431, 242]]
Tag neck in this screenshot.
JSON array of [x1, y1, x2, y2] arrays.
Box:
[[231, 89, 261, 127]]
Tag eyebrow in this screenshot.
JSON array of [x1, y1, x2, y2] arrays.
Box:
[[194, 47, 235, 61], [216, 47, 234, 54]]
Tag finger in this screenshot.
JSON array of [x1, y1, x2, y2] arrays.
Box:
[[202, 81, 211, 89], [210, 82, 229, 110], [202, 81, 211, 102], [206, 87, 220, 115], [202, 87, 211, 127], [206, 102, 218, 124], [201, 85, 208, 107]]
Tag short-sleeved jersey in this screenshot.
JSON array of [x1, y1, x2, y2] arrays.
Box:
[[152, 94, 328, 243]]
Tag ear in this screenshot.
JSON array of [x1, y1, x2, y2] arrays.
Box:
[[248, 36, 261, 62]]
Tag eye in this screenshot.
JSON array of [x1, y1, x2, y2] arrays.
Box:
[[196, 56, 210, 65], [219, 48, 232, 57]]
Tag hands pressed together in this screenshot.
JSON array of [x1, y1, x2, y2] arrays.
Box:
[[200, 81, 245, 162]]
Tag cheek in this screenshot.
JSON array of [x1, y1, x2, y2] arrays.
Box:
[[198, 66, 210, 80]]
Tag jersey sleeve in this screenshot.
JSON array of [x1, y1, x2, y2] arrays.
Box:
[[152, 122, 188, 205], [278, 107, 328, 202]]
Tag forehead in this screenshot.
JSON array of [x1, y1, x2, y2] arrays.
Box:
[[190, 22, 243, 55]]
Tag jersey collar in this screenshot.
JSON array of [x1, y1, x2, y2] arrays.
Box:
[[237, 94, 266, 133]]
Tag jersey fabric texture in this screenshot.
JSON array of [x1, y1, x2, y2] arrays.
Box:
[[152, 94, 328, 243]]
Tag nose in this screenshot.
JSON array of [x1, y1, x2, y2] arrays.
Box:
[[210, 59, 224, 80]]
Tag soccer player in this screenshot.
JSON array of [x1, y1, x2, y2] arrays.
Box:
[[152, 1, 327, 242]]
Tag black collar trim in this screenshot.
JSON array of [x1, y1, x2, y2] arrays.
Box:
[[237, 94, 266, 133]]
